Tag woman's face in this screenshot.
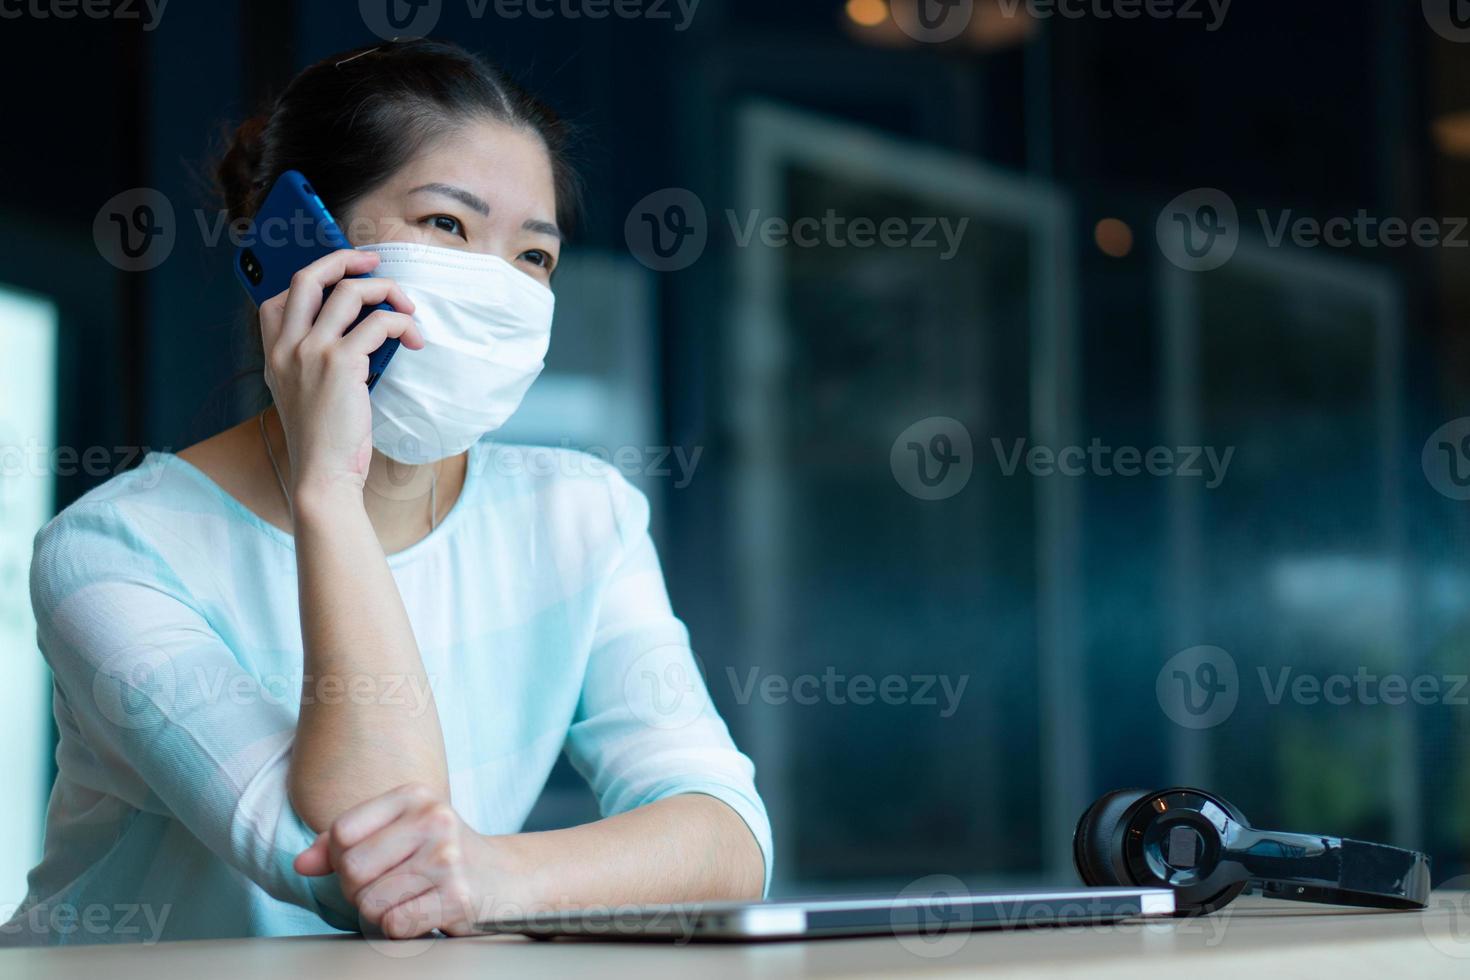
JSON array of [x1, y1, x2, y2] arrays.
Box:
[[342, 117, 562, 286]]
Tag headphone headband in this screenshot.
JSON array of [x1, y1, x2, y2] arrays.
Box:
[[1242, 831, 1431, 909], [1076, 786, 1432, 915]]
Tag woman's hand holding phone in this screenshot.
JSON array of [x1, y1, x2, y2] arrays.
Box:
[[258, 248, 424, 509]]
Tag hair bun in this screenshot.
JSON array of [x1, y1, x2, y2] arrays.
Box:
[[216, 112, 271, 223]]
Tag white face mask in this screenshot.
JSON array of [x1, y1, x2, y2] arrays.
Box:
[[360, 241, 555, 465]]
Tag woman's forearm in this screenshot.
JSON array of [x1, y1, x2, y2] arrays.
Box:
[[295, 787, 765, 936], [287, 485, 449, 830], [498, 794, 765, 910]]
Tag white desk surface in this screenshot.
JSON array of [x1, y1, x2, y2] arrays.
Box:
[[5, 896, 1468, 978]]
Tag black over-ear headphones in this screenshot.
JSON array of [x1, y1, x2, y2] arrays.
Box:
[[1074, 787, 1431, 916]]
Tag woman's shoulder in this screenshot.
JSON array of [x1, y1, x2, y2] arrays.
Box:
[[41, 451, 192, 533], [32, 437, 268, 599], [28, 455, 196, 612], [468, 438, 654, 549]]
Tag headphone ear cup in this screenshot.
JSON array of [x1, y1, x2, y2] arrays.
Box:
[[1073, 789, 1151, 887]]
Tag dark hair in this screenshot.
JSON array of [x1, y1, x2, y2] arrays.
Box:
[[218, 39, 580, 236]]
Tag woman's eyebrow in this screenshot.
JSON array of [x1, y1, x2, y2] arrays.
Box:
[[523, 218, 562, 242], [408, 183, 561, 240], [408, 182, 491, 216]]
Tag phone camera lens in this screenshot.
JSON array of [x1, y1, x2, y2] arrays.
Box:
[[239, 249, 264, 286]]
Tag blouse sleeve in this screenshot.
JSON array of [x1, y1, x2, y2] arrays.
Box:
[[562, 467, 774, 894], [27, 500, 359, 932]]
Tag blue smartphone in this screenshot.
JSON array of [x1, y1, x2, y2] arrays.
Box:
[[234, 170, 399, 390]]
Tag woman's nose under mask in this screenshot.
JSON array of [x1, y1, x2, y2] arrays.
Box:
[[360, 241, 555, 465]]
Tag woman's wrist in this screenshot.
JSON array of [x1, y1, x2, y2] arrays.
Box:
[[290, 477, 366, 527], [473, 831, 553, 918]]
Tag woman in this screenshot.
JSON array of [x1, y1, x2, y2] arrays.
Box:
[[7, 39, 769, 944]]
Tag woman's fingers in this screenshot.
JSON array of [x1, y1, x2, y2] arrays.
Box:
[[279, 248, 382, 347], [306, 276, 416, 347], [258, 290, 289, 357], [293, 831, 333, 877], [379, 886, 463, 939], [325, 783, 440, 852], [334, 816, 431, 903], [352, 843, 442, 929], [336, 310, 424, 363], [291, 785, 483, 938], [291, 784, 428, 875]]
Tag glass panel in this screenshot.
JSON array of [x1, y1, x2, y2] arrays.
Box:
[[0, 285, 58, 905]]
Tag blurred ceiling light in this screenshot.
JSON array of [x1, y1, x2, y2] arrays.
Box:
[[845, 0, 889, 28], [841, 0, 1037, 50], [1433, 111, 1470, 158], [969, 0, 1038, 48], [1094, 218, 1134, 258]]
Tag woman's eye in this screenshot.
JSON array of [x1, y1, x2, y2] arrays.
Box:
[[425, 215, 464, 237], [520, 249, 554, 271]]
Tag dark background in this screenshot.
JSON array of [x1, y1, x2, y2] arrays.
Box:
[[2, 0, 1469, 897]]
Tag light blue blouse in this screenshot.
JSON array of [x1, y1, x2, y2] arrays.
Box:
[[4, 438, 770, 945]]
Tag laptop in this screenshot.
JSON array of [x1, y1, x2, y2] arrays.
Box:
[[477, 887, 1176, 942]]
